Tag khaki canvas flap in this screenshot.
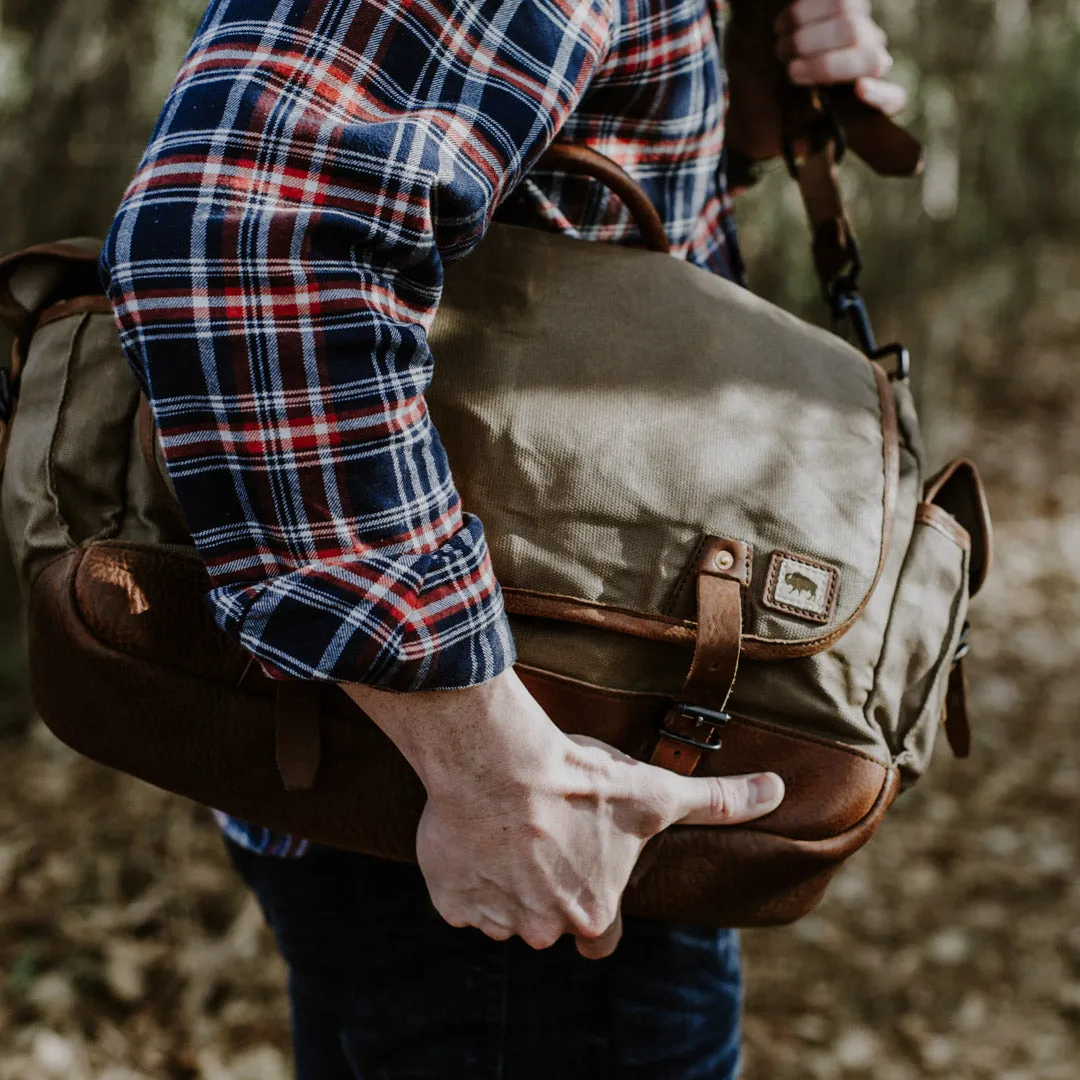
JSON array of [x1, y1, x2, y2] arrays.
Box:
[[428, 224, 899, 658]]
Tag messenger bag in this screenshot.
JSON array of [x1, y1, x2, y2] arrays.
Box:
[[0, 95, 990, 927]]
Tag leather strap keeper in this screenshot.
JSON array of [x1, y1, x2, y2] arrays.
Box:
[[650, 536, 748, 776], [275, 681, 323, 791]]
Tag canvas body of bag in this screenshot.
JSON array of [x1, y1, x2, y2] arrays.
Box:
[[0, 141, 990, 928]]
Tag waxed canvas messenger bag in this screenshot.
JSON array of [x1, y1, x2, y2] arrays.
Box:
[[0, 136, 991, 928]]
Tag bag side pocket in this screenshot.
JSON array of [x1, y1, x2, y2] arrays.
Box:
[[865, 497, 971, 788]]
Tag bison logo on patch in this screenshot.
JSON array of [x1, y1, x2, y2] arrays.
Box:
[[783, 571, 819, 599], [765, 553, 838, 623]]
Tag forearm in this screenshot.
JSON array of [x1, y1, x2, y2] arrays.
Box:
[[102, 0, 613, 691]]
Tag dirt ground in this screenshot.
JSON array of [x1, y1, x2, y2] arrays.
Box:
[[0, 249, 1077, 1079]]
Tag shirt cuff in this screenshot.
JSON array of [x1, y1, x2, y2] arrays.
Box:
[[208, 514, 517, 692]]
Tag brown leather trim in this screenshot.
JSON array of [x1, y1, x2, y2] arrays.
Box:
[[505, 587, 697, 646], [924, 457, 993, 597], [0, 242, 101, 336], [649, 706, 716, 776], [624, 767, 900, 925], [0, 240, 100, 267], [32, 541, 897, 928], [678, 575, 742, 707], [37, 295, 113, 328], [915, 502, 971, 550], [650, 537, 751, 769]]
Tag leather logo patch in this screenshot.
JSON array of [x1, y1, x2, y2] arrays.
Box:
[[763, 552, 839, 624]]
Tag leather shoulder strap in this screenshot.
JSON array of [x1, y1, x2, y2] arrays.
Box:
[[725, 0, 923, 316]]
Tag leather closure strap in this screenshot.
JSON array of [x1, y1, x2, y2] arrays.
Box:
[[649, 537, 749, 777], [275, 680, 323, 791], [943, 659, 972, 759]]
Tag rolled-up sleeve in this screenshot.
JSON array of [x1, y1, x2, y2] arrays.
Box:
[[100, 0, 612, 691]]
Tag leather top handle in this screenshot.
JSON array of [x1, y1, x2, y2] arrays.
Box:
[[536, 143, 671, 255]]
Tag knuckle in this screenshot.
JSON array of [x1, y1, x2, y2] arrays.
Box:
[[521, 923, 562, 950], [838, 16, 862, 48], [477, 916, 514, 941], [787, 58, 812, 85], [708, 777, 730, 820], [430, 893, 470, 928], [570, 910, 609, 940]]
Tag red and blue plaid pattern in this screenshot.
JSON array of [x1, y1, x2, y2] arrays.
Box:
[[102, 0, 738, 856]]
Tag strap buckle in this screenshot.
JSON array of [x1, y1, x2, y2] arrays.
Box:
[[830, 282, 912, 381], [659, 703, 730, 752]]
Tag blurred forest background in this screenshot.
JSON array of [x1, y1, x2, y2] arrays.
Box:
[[1, 0, 1079, 1077]]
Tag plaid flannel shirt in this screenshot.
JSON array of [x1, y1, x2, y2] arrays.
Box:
[[102, 0, 740, 857]]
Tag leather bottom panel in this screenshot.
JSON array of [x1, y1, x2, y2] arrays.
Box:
[[29, 543, 899, 928]]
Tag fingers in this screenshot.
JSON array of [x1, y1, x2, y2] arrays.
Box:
[[671, 771, 785, 827], [475, 916, 514, 942], [776, 0, 870, 36], [575, 910, 623, 961], [855, 75, 908, 116], [776, 11, 882, 63], [774, 0, 893, 87], [788, 45, 892, 86]]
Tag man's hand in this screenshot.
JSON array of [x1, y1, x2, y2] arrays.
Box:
[[775, 0, 908, 116], [342, 669, 784, 959], [725, 0, 908, 166]]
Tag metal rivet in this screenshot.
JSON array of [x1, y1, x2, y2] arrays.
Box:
[[713, 550, 735, 572]]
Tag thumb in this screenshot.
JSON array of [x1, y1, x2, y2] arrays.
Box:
[[855, 76, 909, 117], [673, 772, 785, 827]]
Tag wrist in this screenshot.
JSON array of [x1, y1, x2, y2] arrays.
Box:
[[340, 668, 566, 797]]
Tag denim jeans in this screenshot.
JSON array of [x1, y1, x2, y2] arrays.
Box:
[[226, 840, 743, 1080]]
